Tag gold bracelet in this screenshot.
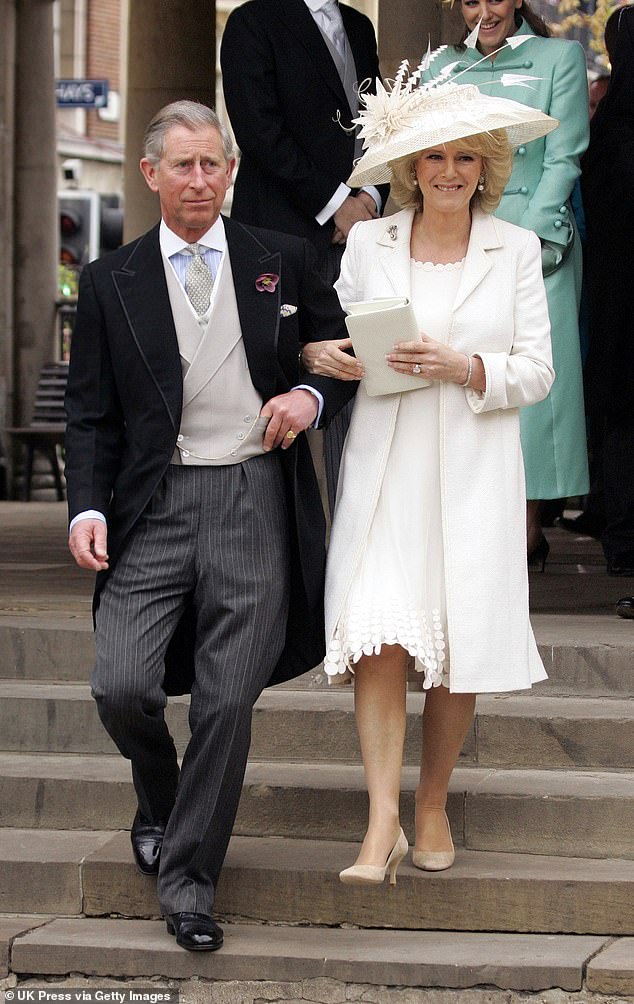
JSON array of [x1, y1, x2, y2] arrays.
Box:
[[460, 354, 473, 388]]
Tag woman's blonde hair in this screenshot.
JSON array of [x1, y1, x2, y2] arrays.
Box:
[[389, 129, 513, 214]]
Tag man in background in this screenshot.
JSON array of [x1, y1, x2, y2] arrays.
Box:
[[221, 1, 387, 503], [221, 0, 386, 282]]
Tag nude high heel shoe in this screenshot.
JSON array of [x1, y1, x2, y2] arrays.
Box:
[[412, 809, 455, 872], [339, 827, 408, 886]]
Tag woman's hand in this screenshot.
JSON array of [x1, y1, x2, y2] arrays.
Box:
[[301, 338, 364, 381], [387, 334, 485, 390]]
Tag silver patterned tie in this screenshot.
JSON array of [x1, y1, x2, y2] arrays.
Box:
[[185, 243, 213, 315], [319, 0, 346, 62]]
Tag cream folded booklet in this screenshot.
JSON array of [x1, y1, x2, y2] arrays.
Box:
[[344, 297, 431, 396]]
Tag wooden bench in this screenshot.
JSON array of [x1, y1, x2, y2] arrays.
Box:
[[5, 362, 68, 500]]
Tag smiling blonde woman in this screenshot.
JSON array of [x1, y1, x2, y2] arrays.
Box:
[[307, 72, 557, 885]]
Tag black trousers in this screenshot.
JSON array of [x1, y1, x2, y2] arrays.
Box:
[[602, 416, 634, 567]]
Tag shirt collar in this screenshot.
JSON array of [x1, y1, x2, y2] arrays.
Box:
[[159, 216, 226, 257]]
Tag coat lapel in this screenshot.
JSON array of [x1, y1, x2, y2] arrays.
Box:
[[340, 4, 367, 77], [375, 208, 415, 300], [111, 225, 182, 431], [276, 0, 349, 108], [372, 207, 501, 312], [452, 209, 502, 313], [224, 216, 282, 403]]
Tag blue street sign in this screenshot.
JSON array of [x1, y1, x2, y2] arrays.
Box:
[[56, 79, 109, 108]]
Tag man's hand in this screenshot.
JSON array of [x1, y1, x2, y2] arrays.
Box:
[[332, 193, 379, 242], [355, 190, 379, 216], [261, 389, 319, 451], [301, 338, 363, 380], [69, 519, 109, 571]]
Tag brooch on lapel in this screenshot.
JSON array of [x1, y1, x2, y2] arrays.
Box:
[[255, 273, 279, 293], [387, 224, 398, 242], [280, 304, 298, 317]]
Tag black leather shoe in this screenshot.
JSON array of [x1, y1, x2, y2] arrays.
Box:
[[616, 596, 634, 619], [165, 912, 224, 951], [131, 812, 165, 876], [527, 535, 550, 572], [555, 513, 604, 539]]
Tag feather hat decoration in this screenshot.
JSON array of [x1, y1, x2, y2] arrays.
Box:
[[347, 36, 557, 187]]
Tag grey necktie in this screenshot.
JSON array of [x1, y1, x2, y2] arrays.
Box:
[[317, 0, 346, 62], [185, 243, 213, 315]]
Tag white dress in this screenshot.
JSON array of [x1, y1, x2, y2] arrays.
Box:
[[324, 259, 465, 689]]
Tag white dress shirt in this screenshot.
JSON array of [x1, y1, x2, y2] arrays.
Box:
[[161, 218, 224, 291]]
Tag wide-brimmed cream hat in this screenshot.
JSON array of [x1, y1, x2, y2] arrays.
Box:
[[348, 58, 558, 187]]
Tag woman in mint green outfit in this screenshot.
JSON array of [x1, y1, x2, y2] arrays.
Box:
[[425, 0, 589, 561]]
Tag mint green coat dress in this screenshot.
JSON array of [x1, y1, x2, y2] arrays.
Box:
[[424, 20, 589, 498]]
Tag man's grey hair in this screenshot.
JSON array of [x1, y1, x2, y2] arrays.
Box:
[[143, 101, 235, 164]]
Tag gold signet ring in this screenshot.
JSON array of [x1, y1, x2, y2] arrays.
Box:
[[286, 429, 297, 440]]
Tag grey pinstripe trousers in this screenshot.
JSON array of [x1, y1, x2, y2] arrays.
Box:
[[92, 455, 289, 915]]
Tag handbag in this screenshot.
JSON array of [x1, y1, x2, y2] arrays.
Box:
[[540, 219, 575, 277]]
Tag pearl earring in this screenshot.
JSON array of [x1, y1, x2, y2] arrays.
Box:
[[477, 174, 486, 192]]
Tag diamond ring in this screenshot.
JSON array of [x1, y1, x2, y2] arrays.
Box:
[[413, 364, 422, 374]]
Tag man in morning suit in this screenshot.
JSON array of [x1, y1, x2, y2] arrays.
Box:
[[64, 101, 353, 952], [221, 0, 386, 278], [221, 0, 386, 507]]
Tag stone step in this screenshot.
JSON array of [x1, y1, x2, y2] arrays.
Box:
[[0, 828, 113, 914], [0, 915, 53, 978], [2, 828, 633, 933], [2, 680, 633, 769], [0, 615, 94, 683], [1, 754, 633, 861], [237, 762, 634, 860], [7, 916, 620, 994], [0, 681, 186, 755], [530, 613, 634, 697], [2, 612, 633, 697], [0, 753, 136, 829], [85, 832, 634, 933], [254, 690, 634, 769]]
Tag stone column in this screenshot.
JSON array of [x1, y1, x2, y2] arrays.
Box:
[[0, 1, 16, 438], [0, 1, 16, 495], [14, 0, 58, 425], [377, 0, 462, 77], [123, 0, 216, 240]]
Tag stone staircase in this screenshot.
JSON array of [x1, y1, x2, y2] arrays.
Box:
[[1, 502, 634, 1001]]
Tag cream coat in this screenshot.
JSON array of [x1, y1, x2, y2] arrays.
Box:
[[327, 207, 554, 692]]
